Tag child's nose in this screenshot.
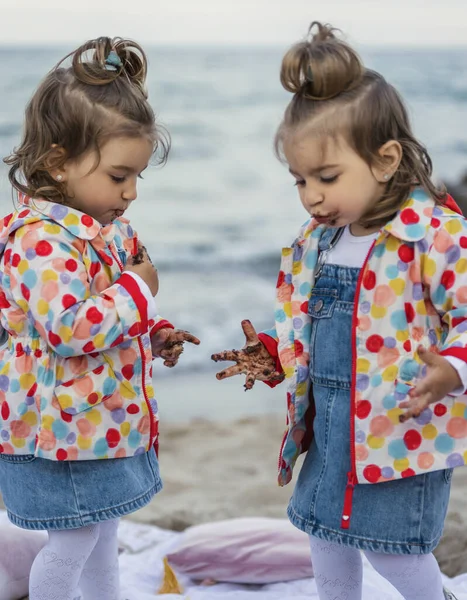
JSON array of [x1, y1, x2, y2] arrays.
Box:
[[122, 182, 137, 202], [305, 188, 324, 208]]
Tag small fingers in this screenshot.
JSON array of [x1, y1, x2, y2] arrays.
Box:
[[244, 372, 256, 391], [215, 364, 244, 381], [399, 394, 431, 423], [160, 351, 183, 363], [163, 339, 183, 350], [241, 320, 259, 345], [178, 331, 201, 345], [211, 350, 242, 363], [160, 344, 184, 360], [270, 370, 285, 382], [408, 376, 437, 399]]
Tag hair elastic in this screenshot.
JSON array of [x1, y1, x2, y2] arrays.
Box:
[[105, 51, 123, 71]]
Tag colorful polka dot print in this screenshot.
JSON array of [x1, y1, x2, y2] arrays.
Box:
[[268, 189, 467, 487], [0, 197, 161, 461]]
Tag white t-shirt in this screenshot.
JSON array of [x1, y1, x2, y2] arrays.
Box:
[[326, 225, 378, 268]]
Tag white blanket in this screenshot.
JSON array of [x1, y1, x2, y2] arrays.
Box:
[[117, 520, 467, 600], [2, 512, 467, 600]]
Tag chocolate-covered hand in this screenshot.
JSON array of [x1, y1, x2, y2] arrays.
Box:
[[131, 243, 150, 265], [211, 319, 284, 391], [124, 243, 159, 296], [151, 328, 200, 367]]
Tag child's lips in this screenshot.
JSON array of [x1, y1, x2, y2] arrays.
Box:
[[313, 213, 338, 224], [114, 209, 125, 217]]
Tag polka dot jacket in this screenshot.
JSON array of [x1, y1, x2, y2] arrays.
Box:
[[261, 190, 467, 488], [0, 197, 170, 461]]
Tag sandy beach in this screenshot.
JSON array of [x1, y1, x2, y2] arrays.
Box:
[[117, 370, 294, 531], [2, 372, 467, 579]]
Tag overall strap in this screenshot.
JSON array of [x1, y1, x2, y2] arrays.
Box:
[[315, 227, 345, 279]]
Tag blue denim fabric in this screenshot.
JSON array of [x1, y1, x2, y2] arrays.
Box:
[[287, 234, 452, 554], [0, 448, 162, 530]]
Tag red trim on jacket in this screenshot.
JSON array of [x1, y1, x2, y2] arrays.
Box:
[[440, 347, 467, 363], [116, 273, 149, 333], [444, 194, 463, 216]]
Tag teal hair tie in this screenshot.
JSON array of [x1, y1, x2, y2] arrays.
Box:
[[105, 51, 123, 71]]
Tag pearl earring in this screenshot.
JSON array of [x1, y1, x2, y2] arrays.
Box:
[[56, 175, 63, 182], [383, 174, 390, 181]]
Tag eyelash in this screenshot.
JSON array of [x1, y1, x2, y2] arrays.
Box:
[[293, 175, 338, 187], [110, 174, 144, 184], [321, 175, 338, 184]]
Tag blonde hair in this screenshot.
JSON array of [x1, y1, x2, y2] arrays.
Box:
[[275, 22, 445, 228], [4, 36, 170, 204]]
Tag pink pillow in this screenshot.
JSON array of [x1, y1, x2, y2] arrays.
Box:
[[166, 517, 313, 584]]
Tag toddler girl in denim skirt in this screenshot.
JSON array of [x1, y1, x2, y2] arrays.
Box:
[[0, 36, 199, 599], [213, 21, 464, 600]]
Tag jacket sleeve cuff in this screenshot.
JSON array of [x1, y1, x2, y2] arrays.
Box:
[[443, 355, 467, 396], [116, 273, 148, 332], [257, 332, 283, 388], [150, 319, 175, 336], [440, 347, 467, 364]]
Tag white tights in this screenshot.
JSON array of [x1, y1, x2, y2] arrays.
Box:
[[29, 519, 120, 600], [309, 536, 445, 600]]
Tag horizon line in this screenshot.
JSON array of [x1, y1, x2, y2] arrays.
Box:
[[1, 41, 467, 51]]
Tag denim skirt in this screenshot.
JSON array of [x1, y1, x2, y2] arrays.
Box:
[[287, 263, 452, 554], [0, 447, 162, 530]]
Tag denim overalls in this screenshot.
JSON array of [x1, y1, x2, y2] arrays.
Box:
[[287, 227, 452, 554]]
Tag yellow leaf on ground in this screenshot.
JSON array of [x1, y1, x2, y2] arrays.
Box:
[[157, 557, 184, 595]]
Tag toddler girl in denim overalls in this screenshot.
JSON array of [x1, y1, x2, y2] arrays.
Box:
[[213, 21, 464, 600]]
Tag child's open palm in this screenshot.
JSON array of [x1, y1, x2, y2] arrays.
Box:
[[399, 346, 462, 422], [211, 320, 284, 390]]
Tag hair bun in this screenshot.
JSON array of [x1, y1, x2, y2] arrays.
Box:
[[66, 36, 148, 97], [280, 21, 364, 100]]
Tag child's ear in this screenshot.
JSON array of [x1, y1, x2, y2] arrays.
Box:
[[371, 140, 402, 183], [45, 144, 68, 183]]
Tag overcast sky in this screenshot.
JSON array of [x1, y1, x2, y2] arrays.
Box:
[[1, 0, 467, 47]]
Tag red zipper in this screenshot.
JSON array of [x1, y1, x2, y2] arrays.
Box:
[[109, 242, 156, 447], [342, 238, 377, 530], [341, 471, 358, 528]]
